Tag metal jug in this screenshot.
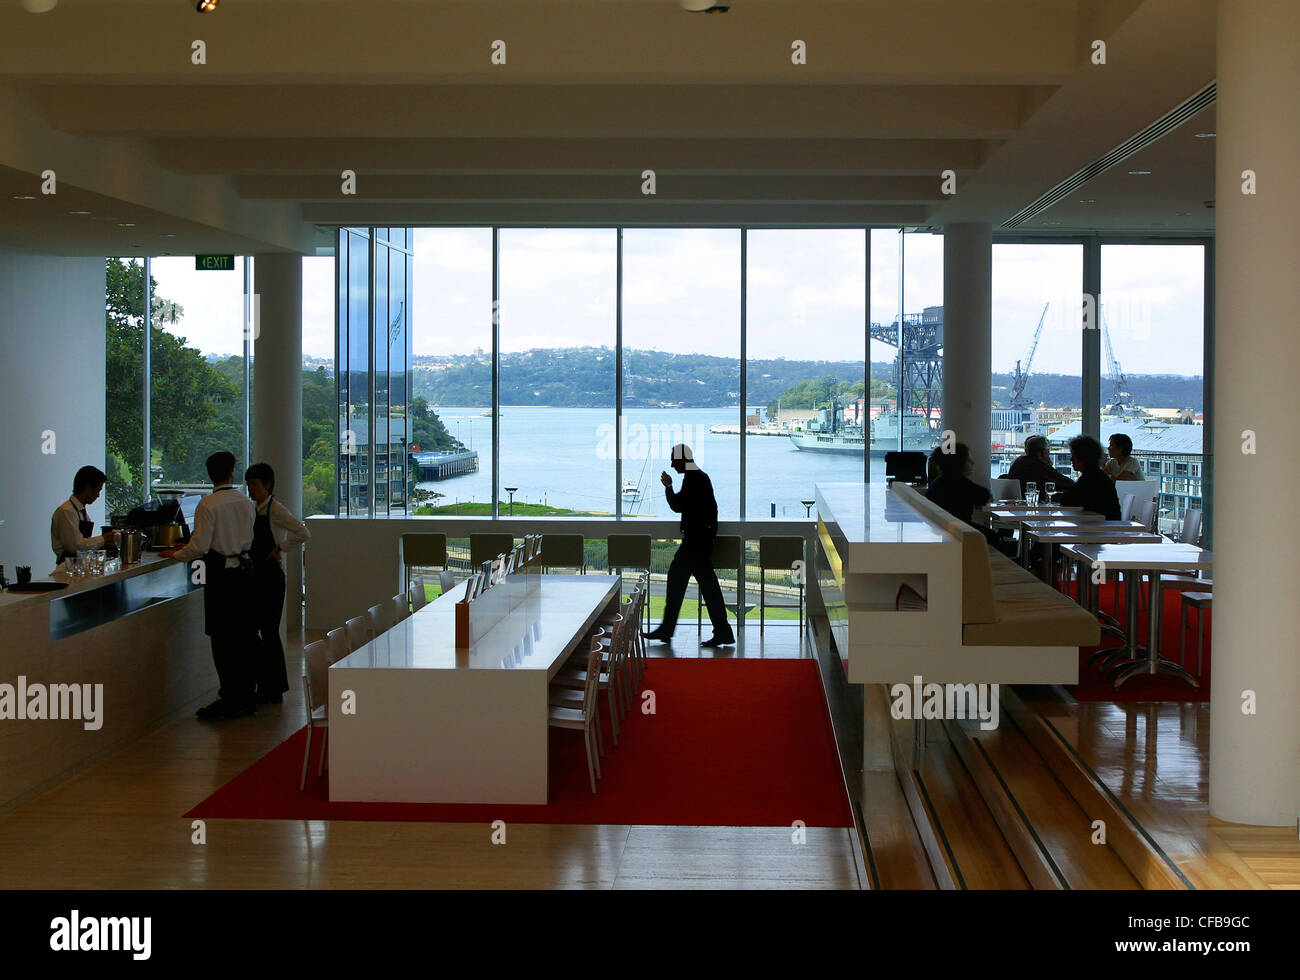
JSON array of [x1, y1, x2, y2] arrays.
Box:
[[119, 528, 144, 565]]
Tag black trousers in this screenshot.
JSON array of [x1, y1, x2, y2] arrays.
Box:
[[660, 538, 730, 636], [253, 561, 289, 697], [204, 564, 258, 709], [211, 629, 256, 709]]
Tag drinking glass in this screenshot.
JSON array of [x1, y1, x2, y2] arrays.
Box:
[[1045, 481, 1056, 502], [1025, 482, 1038, 506], [92, 549, 107, 576]]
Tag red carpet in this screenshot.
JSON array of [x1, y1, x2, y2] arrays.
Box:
[[1066, 580, 1211, 702], [186, 659, 852, 827]]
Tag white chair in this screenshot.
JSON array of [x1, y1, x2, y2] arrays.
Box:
[[555, 619, 627, 745], [410, 574, 429, 612], [548, 637, 606, 794], [344, 614, 370, 653], [325, 627, 350, 665], [391, 592, 410, 624], [367, 602, 391, 637], [438, 569, 456, 595], [1179, 509, 1203, 546], [299, 639, 331, 791], [1133, 498, 1157, 531], [1119, 494, 1137, 522]]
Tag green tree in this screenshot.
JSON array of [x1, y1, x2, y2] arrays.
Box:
[[104, 258, 239, 513]]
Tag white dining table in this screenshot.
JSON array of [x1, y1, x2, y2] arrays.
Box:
[[1027, 529, 1163, 587], [1060, 543, 1213, 689], [328, 573, 621, 804]]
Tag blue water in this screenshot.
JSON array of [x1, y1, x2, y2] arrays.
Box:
[[421, 406, 884, 519]]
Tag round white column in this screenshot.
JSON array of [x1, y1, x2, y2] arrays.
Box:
[[941, 224, 993, 471], [1208, 0, 1300, 825], [253, 253, 305, 633]]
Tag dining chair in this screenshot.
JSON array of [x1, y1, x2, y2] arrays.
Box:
[[1119, 494, 1137, 522], [400, 532, 446, 592], [390, 592, 410, 624], [1134, 498, 1157, 532], [438, 568, 457, 596], [698, 535, 742, 635], [607, 533, 651, 628], [367, 602, 391, 637], [344, 614, 370, 653], [1179, 509, 1203, 546], [548, 636, 606, 794], [758, 535, 805, 634], [470, 533, 515, 569], [299, 639, 331, 791], [542, 533, 586, 573], [1178, 591, 1212, 677], [410, 574, 429, 612], [555, 619, 625, 744], [325, 627, 350, 666]]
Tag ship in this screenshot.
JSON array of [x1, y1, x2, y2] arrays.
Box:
[[787, 394, 935, 457]]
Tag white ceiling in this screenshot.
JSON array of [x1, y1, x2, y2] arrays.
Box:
[[0, 0, 1216, 254]]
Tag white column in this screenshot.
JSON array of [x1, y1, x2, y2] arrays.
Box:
[[253, 253, 305, 632], [941, 224, 992, 471], [1208, 0, 1300, 825]]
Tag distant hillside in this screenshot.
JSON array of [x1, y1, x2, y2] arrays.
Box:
[[405, 348, 1202, 411]]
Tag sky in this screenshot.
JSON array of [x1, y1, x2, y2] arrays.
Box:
[[145, 232, 1207, 376]]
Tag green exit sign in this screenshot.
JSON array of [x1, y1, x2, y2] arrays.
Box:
[[195, 254, 236, 271]]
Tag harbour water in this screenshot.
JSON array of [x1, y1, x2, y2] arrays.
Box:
[[420, 405, 960, 519]]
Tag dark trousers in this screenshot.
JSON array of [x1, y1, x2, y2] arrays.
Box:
[[253, 561, 289, 697], [660, 538, 730, 636], [211, 629, 256, 709]]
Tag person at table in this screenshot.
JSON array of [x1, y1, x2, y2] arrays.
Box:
[[160, 451, 259, 721], [1006, 435, 1075, 499], [51, 465, 117, 566], [1104, 432, 1144, 481], [244, 462, 311, 706], [1059, 435, 1122, 519], [644, 444, 734, 648], [926, 442, 991, 525]]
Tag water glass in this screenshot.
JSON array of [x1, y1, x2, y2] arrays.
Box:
[[1045, 482, 1056, 502], [1025, 482, 1038, 506]]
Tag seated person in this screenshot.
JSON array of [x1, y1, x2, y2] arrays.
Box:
[[1104, 432, 1144, 481], [1059, 434, 1121, 519], [1006, 434, 1075, 499], [927, 442, 991, 526]]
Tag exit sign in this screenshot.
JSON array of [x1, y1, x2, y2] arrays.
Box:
[[195, 254, 236, 271]]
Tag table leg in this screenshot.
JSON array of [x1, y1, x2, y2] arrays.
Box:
[[1110, 569, 1200, 689]]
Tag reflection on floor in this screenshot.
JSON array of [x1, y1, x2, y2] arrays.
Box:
[[0, 621, 852, 890]]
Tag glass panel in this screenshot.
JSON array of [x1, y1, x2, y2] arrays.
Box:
[[622, 229, 742, 520], [373, 245, 390, 513], [869, 228, 902, 456], [389, 243, 410, 514], [346, 229, 371, 514], [991, 242, 1084, 482], [104, 257, 148, 515], [899, 230, 943, 457], [745, 230, 866, 522], [410, 228, 492, 515], [1101, 243, 1206, 536], [146, 256, 247, 514], [302, 254, 336, 517], [498, 228, 617, 517]]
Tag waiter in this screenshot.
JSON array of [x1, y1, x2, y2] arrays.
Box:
[[644, 444, 735, 648], [51, 466, 116, 565], [161, 451, 259, 721], [244, 461, 311, 705]]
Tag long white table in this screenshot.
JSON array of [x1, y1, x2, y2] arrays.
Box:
[[328, 573, 620, 804]]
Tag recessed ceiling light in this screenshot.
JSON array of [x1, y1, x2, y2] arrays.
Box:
[[118, 222, 136, 228], [12, 195, 37, 201], [160, 233, 177, 238], [20, 0, 59, 13], [67, 209, 91, 215], [1194, 132, 1216, 139], [1079, 199, 1097, 204], [196, 0, 219, 11], [1127, 170, 1153, 175]]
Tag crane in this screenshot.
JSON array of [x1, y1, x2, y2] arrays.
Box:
[[1009, 303, 1049, 410], [1100, 307, 1136, 416]]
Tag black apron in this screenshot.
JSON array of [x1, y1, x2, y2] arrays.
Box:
[[251, 496, 287, 603], [60, 505, 96, 562], [201, 487, 255, 636]]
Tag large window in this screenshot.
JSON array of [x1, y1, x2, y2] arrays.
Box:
[[498, 229, 616, 516], [745, 230, 866, 518]]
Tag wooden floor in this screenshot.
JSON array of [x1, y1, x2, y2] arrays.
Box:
[[1021, 692, 1300, 890], [0, 621, 861, 890]]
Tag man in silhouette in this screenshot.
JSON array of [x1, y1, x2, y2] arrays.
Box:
[[645, 444, 735, 647], [1006, 435, 1075, 499]]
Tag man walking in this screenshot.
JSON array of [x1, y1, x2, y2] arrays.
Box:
[[162, 451, 260, 720], [645, 444, 735, 647]]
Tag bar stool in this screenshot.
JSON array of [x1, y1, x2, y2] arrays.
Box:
[[542, 533, 586, 573], [698, 535, 742, 635], [1179, 592, 1212, 677], [607, 533, 651, 629], [758, 536, 804, 634], [470, 532, 515, 569], [401, 533, 446, 593]]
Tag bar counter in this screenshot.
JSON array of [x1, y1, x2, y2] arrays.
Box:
[[0, 553, 211, 811]]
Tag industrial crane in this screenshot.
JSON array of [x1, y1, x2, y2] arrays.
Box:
[[1100, 308, 1136, 416], [1009, 303, 1049, 410]]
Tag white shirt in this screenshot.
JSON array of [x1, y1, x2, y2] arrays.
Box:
[[171, 485, 256, 563], [51, 496, 106, 562], [256, 497, 311, 562], [1105, 456, 1144, 480]]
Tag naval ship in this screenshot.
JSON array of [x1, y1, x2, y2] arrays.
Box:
[[787, 394, 935, 458]]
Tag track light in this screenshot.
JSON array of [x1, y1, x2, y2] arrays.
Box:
[[196, 0, 219, 11], [680, 0, 731, 11]]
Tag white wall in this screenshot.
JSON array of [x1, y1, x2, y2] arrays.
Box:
[[0, 246, 106, 574]]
